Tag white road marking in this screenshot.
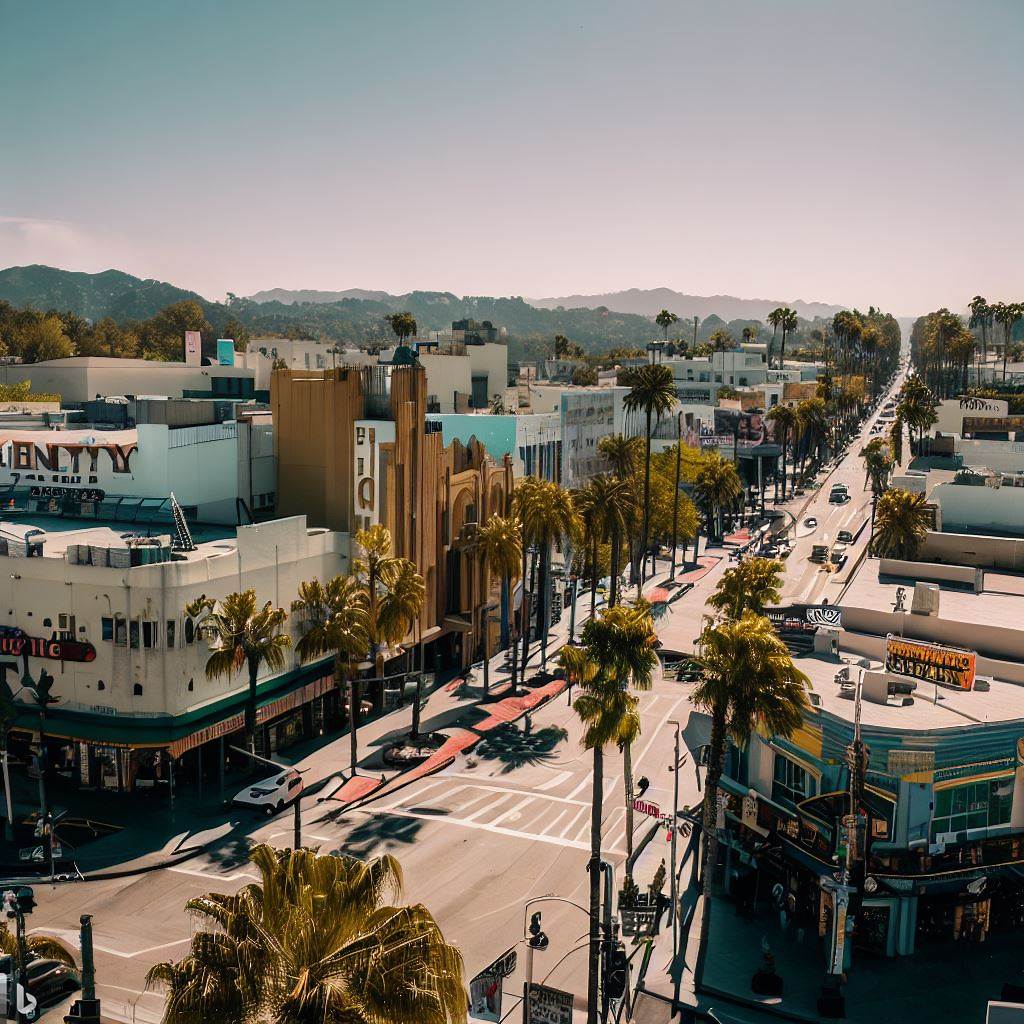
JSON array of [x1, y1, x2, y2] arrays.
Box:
[[567, 772, 593, 801], [540, 808, 570, 836], [369, 805, 625, 854], [535, 769, 574, 791], [167, 865, 259, 882], [384, 780, 590, 810], [464, 792, 512, 821], [559, 806, 588, 838], [40, 929, 193, 960], [635, 695, 685, 767], [491, 796, 534, 826]]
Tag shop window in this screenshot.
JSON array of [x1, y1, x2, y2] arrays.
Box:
[[166, 620, 176, 649], [129, 622, 140, 649], [772, 753, 814, 807], [102, 617, 114, 642], [932, 779, 1014, 840]]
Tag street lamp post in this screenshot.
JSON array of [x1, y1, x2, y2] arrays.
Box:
[[667, 719, 682, 958]]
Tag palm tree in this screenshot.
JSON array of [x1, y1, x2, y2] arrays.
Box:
[[380, 560, 427, 736], [293, 576, 370, 773], [795, 397, 828, 479], [708, 328, 733, 352], [623, 364, 678, 584], [779, 308, 798, 369], [561, 615, 644, 1024], [474, 515, 522, 694], [575, 474, 632, 613], [187, 590, 292, 756], [860, 437, 894, 496], [765, 404, 796, 501], [767, 307, 785, 368], [384, 311, 417, 344], [516, 483, 581, 675], [871, 488, 931, 560], [147, 843, 467, 1024], [597, 433, 643, 479], [691, 613, 810, 951], [692, 451, 742, 541], [0, 921, 75, 965], [969, 295, 991, 377], [655, 309, 679, 341], [993, 302, 1023, 382], [708, 557, 784, 620]]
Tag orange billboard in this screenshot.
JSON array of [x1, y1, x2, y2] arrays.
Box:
[[885, 635, 976, 691]]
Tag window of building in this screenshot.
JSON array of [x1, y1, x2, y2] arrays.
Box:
[[102, 617, 114, 642], [184, 617, 195, 645], [114, 618, 127, 647], [129, 621, 140, 649], [932, 779, 1013, 839], [142, 621, 157, 649], [772, 752, 814, 806], [166, 620, 176, 649]]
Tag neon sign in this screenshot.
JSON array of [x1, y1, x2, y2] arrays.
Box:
[[0, 628, 95, 663]]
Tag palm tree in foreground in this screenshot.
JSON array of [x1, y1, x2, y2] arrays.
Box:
[[147, 843, 467, 1024], [293, 576, 370, 774], [870, 487, 931, 560], [0, 921, 75, 966], [562, 619, 642, 1024], [692, 613, 810, 955], [473, 514, 521, 694], [623, 364, 678, 586], [187, 590, 291, 756]]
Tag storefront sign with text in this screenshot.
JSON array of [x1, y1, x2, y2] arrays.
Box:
[[0, 627, 95, 663]]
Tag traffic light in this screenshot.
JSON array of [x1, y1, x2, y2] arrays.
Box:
[[16, 886, 35, 915], [604, 944, 629, 1001], [635, 776, 650, 798], [528, 911, 548, 950]]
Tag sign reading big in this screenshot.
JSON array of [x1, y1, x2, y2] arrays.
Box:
[[885, 635, 976, 691]]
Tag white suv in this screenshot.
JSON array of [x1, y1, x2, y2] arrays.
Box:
[[233, 769, 304, 816]]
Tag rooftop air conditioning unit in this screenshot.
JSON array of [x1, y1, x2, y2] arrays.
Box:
[[911, 582, 940, 616]]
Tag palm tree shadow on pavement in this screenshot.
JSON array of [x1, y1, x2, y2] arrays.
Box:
[[337, 810, 429, 859], [472, 723, 569, 774]]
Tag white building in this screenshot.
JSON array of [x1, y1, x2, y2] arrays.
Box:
[[425, 412, 561, 482], [559, 386, 633, 488], [1, 515, 347, 794]]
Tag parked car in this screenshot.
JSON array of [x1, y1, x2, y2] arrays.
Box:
[[21, 958, 81, 1019], [837, 529, 854, 544], [233, 769, 304, 816], [810, 544, 830, 563], [804, 516, 818, 528], [829, 486, 849, 504]]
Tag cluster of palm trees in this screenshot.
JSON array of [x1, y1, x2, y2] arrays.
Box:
[[968, 296, 1024, 384], [190, 524, 427, 774], [763, 396, 831, 499], [766, 307, 798, 369], [870, 488, 932, 560], [830, 308, 902, 400], [894, 373, 937, 455]]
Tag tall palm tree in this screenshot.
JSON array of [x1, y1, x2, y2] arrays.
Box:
[[871, 488, 931, 560], [380, 560, 428, 737], [187, 590, 292, 755], [795, 397, 828, 479], [692, 613, 810, 952], [575, 474, 632, 613], [147, 843, 467, 1024], [767, 307, 785, 368], [969, 295, 991, 377], [779, 307, 798, 370], [561, 617, 643, 1024], [474, 515, 521, 694], [708, 557, 784, 620], [993, 302, 1023, 382], [765, 404, 796, 501], [293, 576, 370, 773], [860, 437, 894, 496], [655, 309, 679, 341], [597, 433, 643, 479], [353, 525, 398, 672], [514, 478, 580, 680], [623, 364, 678, 584], [692, 451, 742, 541]]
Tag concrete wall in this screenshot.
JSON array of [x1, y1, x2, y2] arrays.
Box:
[[469, 343, 508, 407], [933, 481, 1024, 537], [921, 531, 1024, 571], [417, 353, 473, 412], [956, 438, 1024, 474], [878, 558, 983, 592]]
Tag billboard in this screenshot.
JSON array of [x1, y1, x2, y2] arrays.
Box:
[[885, 635, 976, 691], [217, 339, 236, 366], [962, 415, 1024, 435], [703, 408, 776, 449], [765, 604, 842, 633], [526, 984, 573, 1024], [184, 330, 202, 367]]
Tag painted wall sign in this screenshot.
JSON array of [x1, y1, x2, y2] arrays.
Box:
[[29, 486, 106, 502], [0, 627, 96, 663], [885, 635, 976, 691], [184, 330, 202, 367], [766, 604, 842, 632], [962, 416, 1024, 434]]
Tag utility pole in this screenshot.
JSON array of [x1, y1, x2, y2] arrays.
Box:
[[63, 914, 101, 1024], [667, 720, 681, 958]]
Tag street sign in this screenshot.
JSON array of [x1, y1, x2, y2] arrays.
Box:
[[480, 948, 517, 979], [620, 891, 658, 938], [469, 971, 502, 1022], [633, 798, 660, 818], [526, 983, 573, 1024]]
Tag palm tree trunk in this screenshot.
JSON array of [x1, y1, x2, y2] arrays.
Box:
[[539, 545, 551, 670], [246, 657, 259, 756], [640, 408, 653, 585], [623, 738, 635, 874], [586, 744, 604, 1024], [517, 543, 530, 693], [590, 534, 598, 620], [609, 530, 621, 608], [699, 711, 726, 952], [348, 672, 360, 773]]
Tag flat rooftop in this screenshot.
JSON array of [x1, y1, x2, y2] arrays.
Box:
[[797, 652, 1024, 730]]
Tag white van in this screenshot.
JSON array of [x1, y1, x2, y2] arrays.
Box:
[[233, 769, 304, 816]]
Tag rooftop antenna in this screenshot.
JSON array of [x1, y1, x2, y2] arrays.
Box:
[[169, 492, 196, 552]]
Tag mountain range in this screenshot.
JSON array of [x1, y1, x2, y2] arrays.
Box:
[[529, 287, 845, 322]]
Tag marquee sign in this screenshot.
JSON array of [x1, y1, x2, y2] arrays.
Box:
[[885, 635, 976, 691], [765, 604, 843, 633], [0, 627, 95, 663], [962, 415, 1024, 434]]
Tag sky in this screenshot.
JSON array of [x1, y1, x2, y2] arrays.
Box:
[[2, 0, 1022, 316]]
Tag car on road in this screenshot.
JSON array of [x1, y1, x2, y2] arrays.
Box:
[[829, 485, 849, 504], [233, 768, 304, 816], [14, 958, 81, 1020], [804, 516, 817, 528], [837, 529, 854, 544], [810, 543, 830, 563]]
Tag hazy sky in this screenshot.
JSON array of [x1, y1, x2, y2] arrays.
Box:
[[3, 0, 1022, 315]]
